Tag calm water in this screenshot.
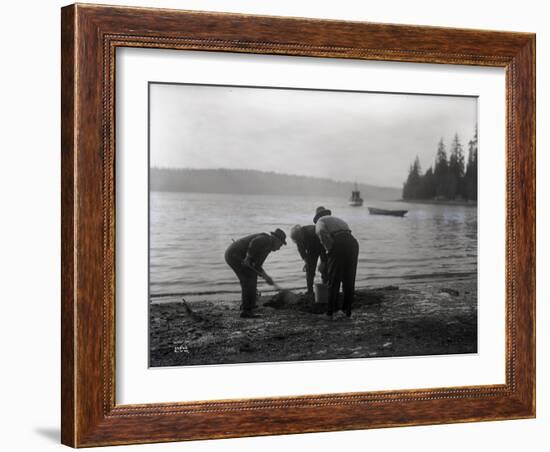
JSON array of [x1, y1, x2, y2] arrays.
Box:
[[150, 192, 477, 301]]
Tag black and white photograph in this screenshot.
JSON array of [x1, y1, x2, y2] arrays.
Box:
[[148, 82, 479, 367]]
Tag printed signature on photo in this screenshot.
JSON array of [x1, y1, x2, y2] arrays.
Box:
[[174, 344, 190, 354]]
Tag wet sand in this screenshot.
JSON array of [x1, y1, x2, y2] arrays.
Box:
[[149, 280, 477, 367]]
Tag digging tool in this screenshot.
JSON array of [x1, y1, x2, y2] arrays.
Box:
[[246, 265, 294, 302]]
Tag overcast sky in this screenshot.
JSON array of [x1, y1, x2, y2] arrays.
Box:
[[150, 83, 477, 188]]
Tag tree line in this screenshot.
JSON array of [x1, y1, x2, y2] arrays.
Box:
[[402, 127, 478, 202]]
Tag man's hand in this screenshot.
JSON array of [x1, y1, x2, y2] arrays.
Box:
[[302, 263, 307, 272], [264, 275, 274, 286]]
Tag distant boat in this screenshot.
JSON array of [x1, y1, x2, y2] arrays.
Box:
[[349, 183, 364, 207], [368, 207, 408, 217]]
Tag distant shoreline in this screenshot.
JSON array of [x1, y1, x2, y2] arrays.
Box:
[[150, 167, 401, 200], [151, 189, 398, 202], [396, 199, 478, 207]]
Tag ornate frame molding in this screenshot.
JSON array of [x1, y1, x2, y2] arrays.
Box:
[[62, 4, 535, 447]]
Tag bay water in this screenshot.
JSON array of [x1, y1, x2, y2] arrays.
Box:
[[150, 192, 477, 302]]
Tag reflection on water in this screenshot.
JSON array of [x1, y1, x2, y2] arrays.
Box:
[[150, 192, 477, 300]]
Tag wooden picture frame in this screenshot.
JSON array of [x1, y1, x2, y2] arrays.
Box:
[[61, 3, 535, 447]]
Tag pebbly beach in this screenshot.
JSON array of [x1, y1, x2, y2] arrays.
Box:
[[149, 279, 477, 367]]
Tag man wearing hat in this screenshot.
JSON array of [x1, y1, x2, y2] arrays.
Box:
[[313, 206, 359, 317], [290, 224, 328, 295], [224, 228, 286, 318]]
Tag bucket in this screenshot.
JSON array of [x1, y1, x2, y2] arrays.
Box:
[[313, 283, 328, 304]]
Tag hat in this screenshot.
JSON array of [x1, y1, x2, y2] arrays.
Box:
[[270, 228, 287, 245], [313, 206, 332, 224]]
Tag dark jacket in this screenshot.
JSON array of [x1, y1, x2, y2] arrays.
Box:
[[296, 225, 326, 263], [226, 233, 273, 271]]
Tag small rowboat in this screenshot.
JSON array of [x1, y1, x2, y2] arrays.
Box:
[[368, 207, 408, 217]]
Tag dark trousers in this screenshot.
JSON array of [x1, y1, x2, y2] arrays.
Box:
[[305, 253, 328, 294], [327, 232, 359, 315], [224, 250, 257, 313]]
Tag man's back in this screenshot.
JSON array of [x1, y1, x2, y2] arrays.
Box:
[[227, 233, 272, 268], [315, 216, 351, 251]]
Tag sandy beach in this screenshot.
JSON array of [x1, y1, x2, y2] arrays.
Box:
[[149, 279, 477, 367]]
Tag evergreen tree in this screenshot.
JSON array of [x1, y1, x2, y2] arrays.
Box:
[[402, 164, 414, 200], [402, 156, 422, 199], [433, 138, 448, 198], [464, 125, 478, 201], [421, 166, 436, 199], [449, 133, 465, 199]]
